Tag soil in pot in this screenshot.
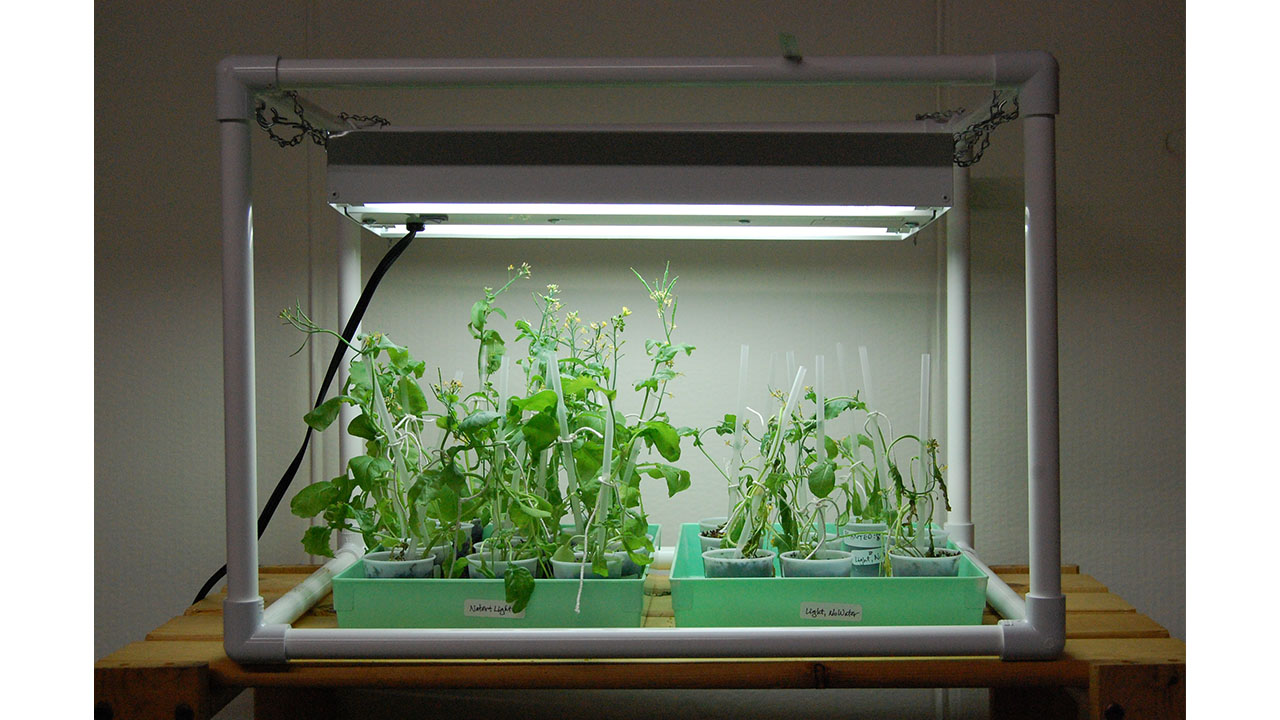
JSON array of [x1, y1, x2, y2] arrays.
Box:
[[701, 548, 777, 578], [698, 516, 728, 553], [363, 550, 436, 579], [779, 549, 853, 577], [888, 547, 961, 577]]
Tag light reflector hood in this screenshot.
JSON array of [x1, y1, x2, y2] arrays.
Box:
[[326, 127, 953, 241]]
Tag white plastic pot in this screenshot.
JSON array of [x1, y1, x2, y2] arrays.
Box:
[[465, 552, 538, 578], [888, 547, 961, 577], [362, 550, 435, 579], [701, 548, 777, 578], [842, 521, 889, 577], [549, 551, 625, 579], [779, 549, 854, 577]]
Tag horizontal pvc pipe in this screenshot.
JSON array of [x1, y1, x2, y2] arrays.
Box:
[[283, 624, 1004, 660], [276, 55, 1003, 89], [953, 541, 1025, 622], [263, 542, 363, 626]]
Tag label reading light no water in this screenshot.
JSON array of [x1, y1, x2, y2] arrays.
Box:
[[800, 602, 864, 622], [464, 599, 525, 618]]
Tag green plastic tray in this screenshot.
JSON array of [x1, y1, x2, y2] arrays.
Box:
[[332, 524, 659, 628], [669, 523, 988, 627]]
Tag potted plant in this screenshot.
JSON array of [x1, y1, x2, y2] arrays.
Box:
[[878, 424, 958, 577], [280, 305, 441, 579]]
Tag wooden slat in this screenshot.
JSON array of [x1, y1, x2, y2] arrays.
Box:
[[998, 573, 1107, 593], [1063, 593, 1135, 613], [1089, 662, 1185, 720], [101, 562, 1182, 720], [1065, 613, 1169, 640], [208, 654, 1093, 690], [989, 564, 1080, 575]]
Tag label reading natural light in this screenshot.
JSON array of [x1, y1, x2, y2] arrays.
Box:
[[464, 599, 525, 619], [801, 602, 863, 622]]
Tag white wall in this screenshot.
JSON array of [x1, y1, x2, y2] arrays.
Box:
[[95, 0, 1185, 691]]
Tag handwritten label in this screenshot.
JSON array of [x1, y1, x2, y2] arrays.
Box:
[[464, 599, 526, 618], [800, 602, 863, 622], [848, 547, 884, 565]]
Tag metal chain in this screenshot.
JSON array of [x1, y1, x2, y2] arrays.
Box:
[[254, 90, 390, 148], [916, 90, 1020, 167]]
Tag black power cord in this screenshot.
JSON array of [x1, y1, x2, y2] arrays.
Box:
[[192, 223, 424, 604]]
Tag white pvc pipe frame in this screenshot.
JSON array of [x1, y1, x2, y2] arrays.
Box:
[[216, 52, 1063, 663]]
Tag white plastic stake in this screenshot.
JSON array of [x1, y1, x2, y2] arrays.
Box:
[[918, 353, 933, 518], [858, 345, 875, 408], [769, 366, 808, 464], [497, 355, 510, 414], [546, 351, 585, 533], [729, 344, 750, 517]]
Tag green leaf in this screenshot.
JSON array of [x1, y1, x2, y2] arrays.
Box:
[[512, 389, 558, 414], [647, 463, 691, 497], [808, 460, 836, 499], [516, 501, 551, 519], [638, 420, 682, 462], [521, 411, 560, 453], [713, 414, 737, 435], [396, 377, 429, 416], [301, 525, 334, 557], [290, 481, 339, 518], [562, 375, 616, 401], [824, 435, 839, 460], [347, 412, 379, 441], [824, 397, 862, 420], [504, 565, 535, 613], [552, 543, 577, 563], [347, 455, 392, 489], [459, 410, 502, 433], [482, 332, 506, 374], [470, 299, 489, 334], [303, 396, 345, 432]]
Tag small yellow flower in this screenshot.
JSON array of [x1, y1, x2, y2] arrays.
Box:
[[508, 264, 514, 271], [621, 306, 631, 317]]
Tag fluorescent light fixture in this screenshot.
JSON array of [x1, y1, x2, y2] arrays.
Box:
[[326, 128, 953, 241]]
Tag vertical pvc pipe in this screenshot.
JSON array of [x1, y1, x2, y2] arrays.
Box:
[[337, 219, 363, 474], [945, 165, 974, 548], [220, 117, 259, 605], [1024, 115, 1062, 602]]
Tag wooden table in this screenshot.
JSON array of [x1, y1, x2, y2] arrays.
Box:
[[94, 563, 1185, 720]]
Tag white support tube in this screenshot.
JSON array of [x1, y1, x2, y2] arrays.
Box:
[[263, 540, 363, 626], [275, 54, 1015, 93], [337, 216, 364, 472], [283, 624, 1005, 660], [945, 165, 974, 549], [1019, 112, 1066, 659], [952, 540, 1025, 622], [218, 56, 286, 663], [220, 116, 258, 609]]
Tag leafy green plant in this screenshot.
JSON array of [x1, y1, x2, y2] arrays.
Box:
[[280, 306, 438, 563], [697, 379, 866, 560], [283, 262, 696, 614]]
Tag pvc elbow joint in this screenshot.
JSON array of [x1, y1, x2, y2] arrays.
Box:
[[999, 594, 1066, 660], [223, 597, 289, 663], [992, 50, 1059, 117], [216, 55, 280, 121]]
